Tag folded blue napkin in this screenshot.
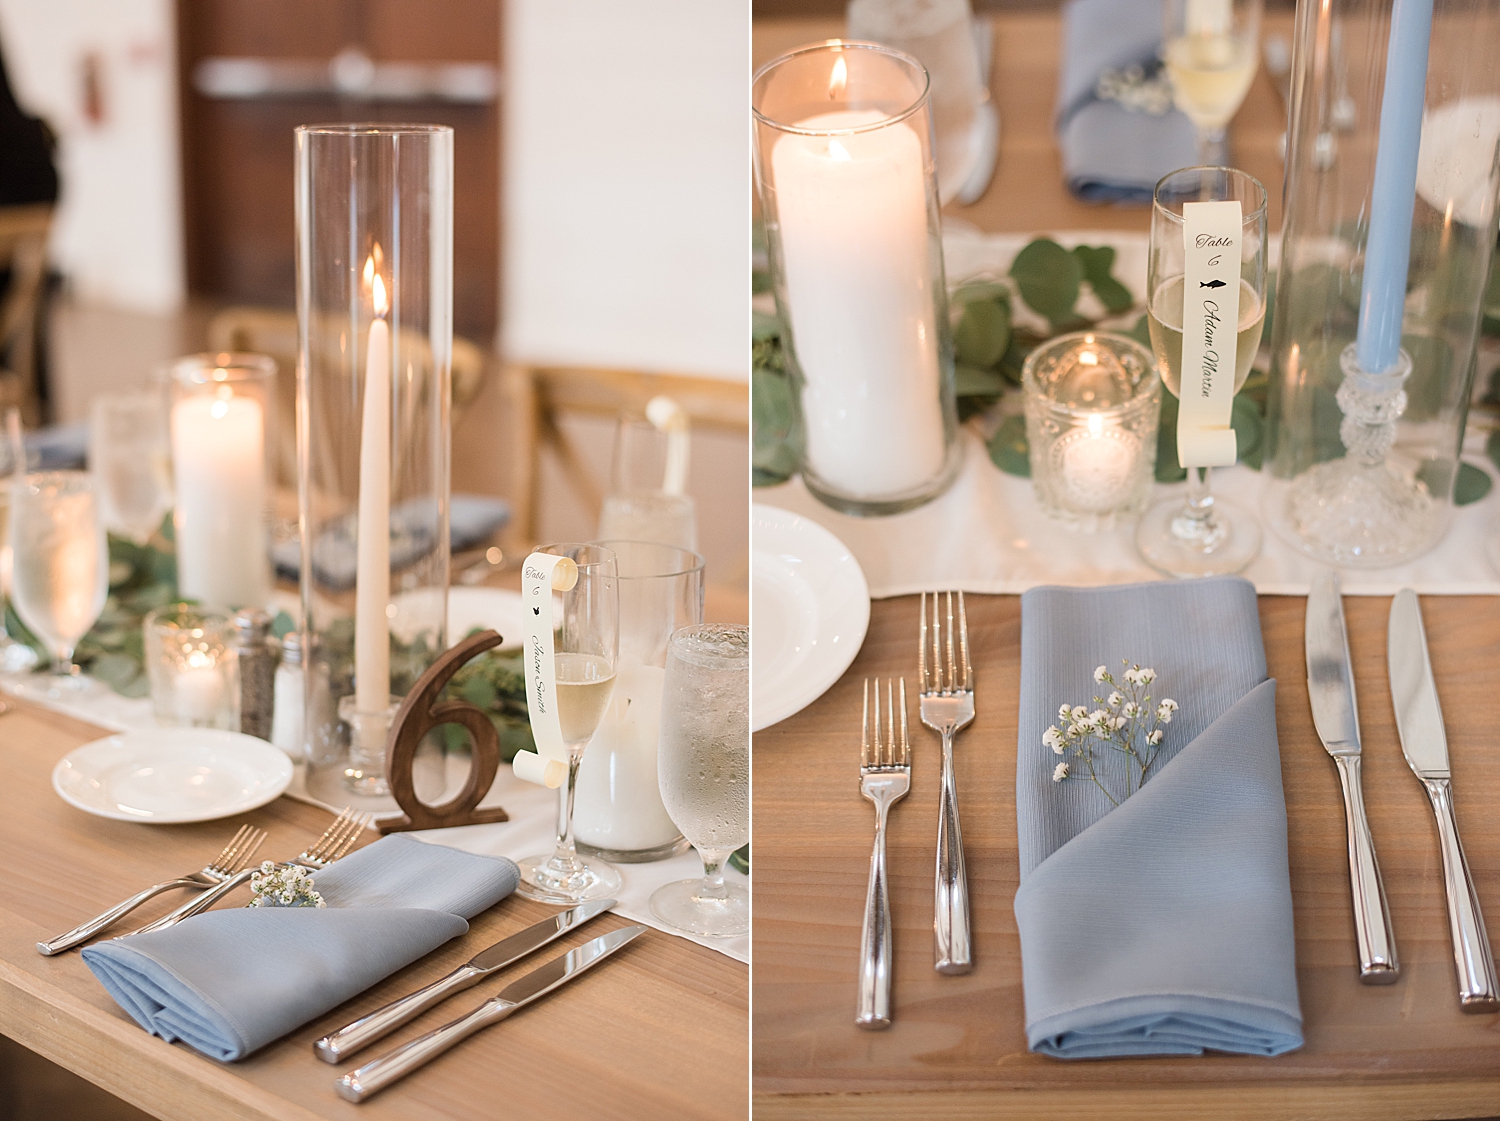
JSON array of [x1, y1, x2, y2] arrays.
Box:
[[82, 834, 519, 1061], [1014, 577, 1303, 1058], [1056, 0, 1200, 203]]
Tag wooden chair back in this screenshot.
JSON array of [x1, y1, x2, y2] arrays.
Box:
[[0, 204, 53, 424]]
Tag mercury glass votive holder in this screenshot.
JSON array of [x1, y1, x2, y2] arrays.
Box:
[[1023, 332, 1160, 533], [144, 605, 241, 730]]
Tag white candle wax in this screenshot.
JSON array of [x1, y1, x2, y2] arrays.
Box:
[[772, 109, 946, 498], [174, 664, 225, 725], [1059, 415, 1139, 514], [354, 308, 391, 729], [171, 392, 267, 609], [572, 662, 680, 851]]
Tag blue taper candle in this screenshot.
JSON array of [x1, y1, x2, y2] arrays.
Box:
[[1355, 0, 1433, 374]]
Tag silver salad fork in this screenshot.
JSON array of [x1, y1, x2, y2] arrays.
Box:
[[857, 677, 911, 1030]]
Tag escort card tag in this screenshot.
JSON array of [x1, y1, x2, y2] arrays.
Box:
[[514, 552, 578, 789], [1176, 199, 1242, 468]]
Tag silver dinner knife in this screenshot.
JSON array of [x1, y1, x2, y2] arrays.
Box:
[[1306, 571, 1399, 983], [335, 924, 647, 1102], [314, 898, 616, 1063], [1388, 588, 1500, 1012]]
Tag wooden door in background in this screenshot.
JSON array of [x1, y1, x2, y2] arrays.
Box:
[[175, 0, 500, 340]]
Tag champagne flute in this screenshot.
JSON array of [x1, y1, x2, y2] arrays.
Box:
[[1162, 0, 1263, 165], [650, 623, 749, 937], [1137, 166, 1267, 577], [9, 471, 109, 697], [0, 409, 39, 674], [516, 543, 623, 903], [90, 391, 172, 543]]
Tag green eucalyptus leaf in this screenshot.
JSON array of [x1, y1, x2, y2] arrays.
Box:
[[1129, 313, 1152, 349], [90, 652, 141, 691], [1454, 462, 1493, 506], [1231, 393, 1265, 470], [1072, 244, 1135, 313], [952, 280, 1011, 305], [752, 366, 800, 486], [1010, 238, 1082, 327], [729, 845, 750, 875], [953, 298, 1012, 368], [954, 362, 1009, 398], [271, 610, 296, 639], [1155, 392, 1187, 482], [986, 414, 1031, 477]]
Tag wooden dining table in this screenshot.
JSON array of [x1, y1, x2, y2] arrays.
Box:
[[0, 579, 749, 1121], [753, 9, 1500, 1120]]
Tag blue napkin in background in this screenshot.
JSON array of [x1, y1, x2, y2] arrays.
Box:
[[1013, 577, 1303, 1059], [83, 834, 519, 1061], [1056, 0, 1200, 203]]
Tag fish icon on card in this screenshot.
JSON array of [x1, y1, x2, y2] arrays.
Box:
[[1199, 279, 1226, 289]]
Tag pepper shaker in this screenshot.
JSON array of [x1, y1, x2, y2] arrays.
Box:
[[233, 609, 278, 740]]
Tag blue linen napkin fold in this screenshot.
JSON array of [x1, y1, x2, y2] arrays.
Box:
[[1013, 577, 1303, 1058], [82, 833, 519, 1062], [1056, 0, 1200, 203]]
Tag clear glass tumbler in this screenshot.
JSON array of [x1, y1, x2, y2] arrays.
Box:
[[754, 40, 960, 516], [651, 623, 750, 937]]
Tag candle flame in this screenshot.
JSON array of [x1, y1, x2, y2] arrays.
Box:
[[828, 138, 851, 162], [1088, 413, 1104, 437], [1078, 350, 1098, 365], [373, 272, 388, 317], [210, 399, 229, 420], [365, 246, 389, 317], [828, 55, 847, 98]]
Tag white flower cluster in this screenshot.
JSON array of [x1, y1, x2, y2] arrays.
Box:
[[246, 860, 326, 909], [1044, 661, 1180, 807]]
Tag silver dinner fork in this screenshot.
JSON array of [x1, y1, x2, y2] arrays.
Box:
[[857, 677, 910, 1030], [919, 590, 973, 975], [37, 824, 268, 955], [126, 808, 373, 936]]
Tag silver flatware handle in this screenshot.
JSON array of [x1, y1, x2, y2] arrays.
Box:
[[934, 728, 971, 974], [37, 878, 205, 955], [336, 999, 514, 1102], [128, 867, 257, 936], [856, 799, 893, 1029], [1334, 754, 1399, 982], [316, 963, 486, 1063], [1422, 778, 1499, 1011]]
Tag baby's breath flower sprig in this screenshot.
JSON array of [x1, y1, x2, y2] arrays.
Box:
[[1046, 660, 1179, 807], [245, 861, 326, 909]]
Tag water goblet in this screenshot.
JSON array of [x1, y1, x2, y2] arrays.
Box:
[[1136, 165, 1268, 577], [516, 543, 624, 903], [9, 471, 109, 697], [90, 391, 172, 543], [650, 623, 749, 937]]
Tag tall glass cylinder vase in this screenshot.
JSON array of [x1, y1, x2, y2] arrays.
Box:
[[753, 40, 961, 516], [295, 124, 453, 800], [168, 354, 274, 611], [1262, 0, 1500, 567]]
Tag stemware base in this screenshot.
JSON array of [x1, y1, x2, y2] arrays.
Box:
[[11, 671, 102, 701], [1136, 494, 1262, 578], [515, 851, 623, 904], [0, 639, 39, 674], [649, 878, 749, 937]]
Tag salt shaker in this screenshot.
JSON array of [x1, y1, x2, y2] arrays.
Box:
[[272, 631, 306, 762], [232, 609, 278, 741]]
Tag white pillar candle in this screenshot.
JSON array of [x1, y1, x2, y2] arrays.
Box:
[[171, 391, 267, 609], [771, 109, 946, 498], [174, 663, 226, 725], [354, 263, 391, 728], [572, 662, 680, 851]]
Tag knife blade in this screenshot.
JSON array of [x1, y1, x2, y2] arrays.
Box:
[[336, 925, 647, 1102], [1388, 588, 1499, 1012], [315, 898, 616, 1063], [1306, 571, 1399, 982]]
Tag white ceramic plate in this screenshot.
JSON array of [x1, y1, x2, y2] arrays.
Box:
[[447, 586, 525, 652], [53, 729, 294, 824], [752, 504, 870, 732]]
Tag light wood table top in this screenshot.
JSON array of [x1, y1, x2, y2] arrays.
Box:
[[753, 593, 1500, 1119], [0, 699, 747, 1121], [754, 12, 1292, 234]]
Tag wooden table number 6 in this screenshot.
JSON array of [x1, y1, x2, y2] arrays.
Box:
[[377, 629, 512, 833]]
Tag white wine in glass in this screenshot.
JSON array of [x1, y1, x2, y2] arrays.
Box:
[[1136, 165, 1268, 578], [1162, 0, 1263, 164], [516, 543, 623, 904], [1147, 275, 1266, 397]]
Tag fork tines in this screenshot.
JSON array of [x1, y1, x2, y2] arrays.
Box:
[[306, 808, 374, 862], [919, 591, 972, 695], [215, 824, 269, 874], [862, 678, 910, 771]]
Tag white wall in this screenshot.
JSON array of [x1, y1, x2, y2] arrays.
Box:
[[501, 0, 748, 380], [0, 0, 184, 313]]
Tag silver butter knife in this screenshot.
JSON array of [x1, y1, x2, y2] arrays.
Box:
[[315, 898, 616, 1063], [1306, 571, 1399, 983], [1388, 588, 1499, 1012], [336, 924, 646, 1102]]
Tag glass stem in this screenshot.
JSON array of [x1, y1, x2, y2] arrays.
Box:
[[551, 750, 585, 867], [697, 849, 729, 901], [1186, 465, 1214, 521], [52, 644, 74, 677]]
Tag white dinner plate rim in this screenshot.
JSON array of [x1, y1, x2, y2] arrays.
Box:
[[52, 729, 295, 824], [751, 503, 870, 732]]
